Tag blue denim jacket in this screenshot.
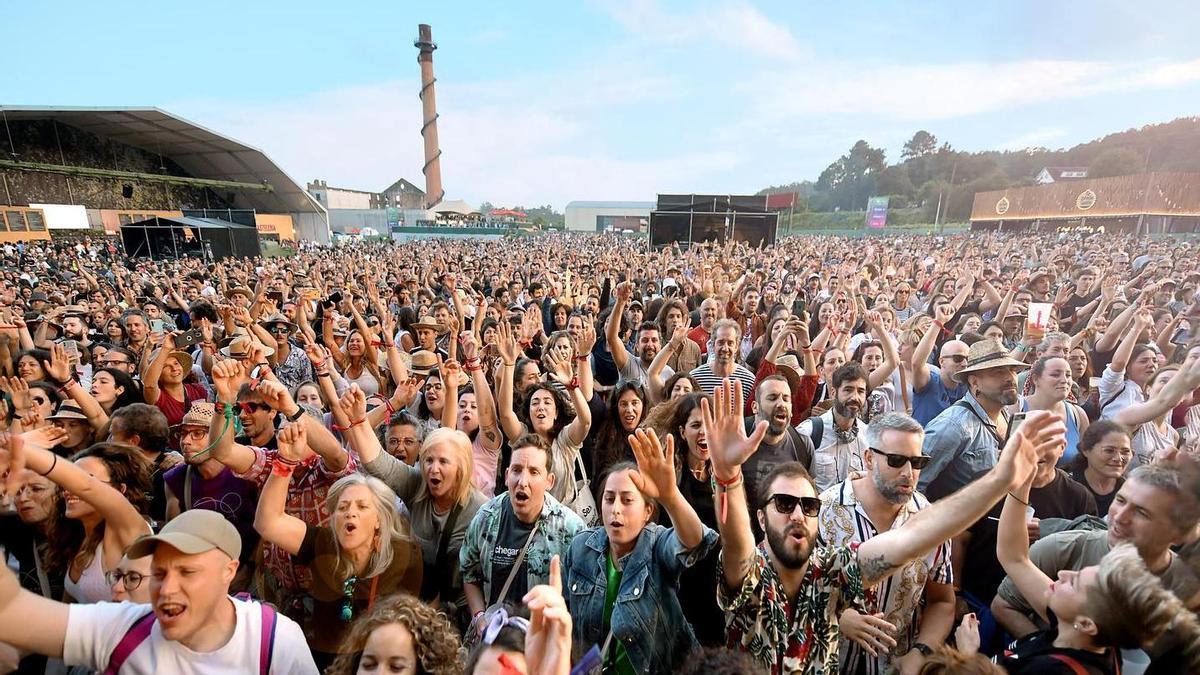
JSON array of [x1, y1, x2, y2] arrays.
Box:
[[918, 392, 1006, 500], [563, 523, 718, 674]]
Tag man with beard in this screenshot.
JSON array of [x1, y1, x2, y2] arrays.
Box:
[[657, 299, 701, 374], [704, 378, 1057, 675], [461, 434, 584, 620], [688, 296, 722, 357], [60, 308, 93, 350], [818, 413, 954, 675], [163, 402, 259, 591], [690, 319, 756, 405], [743, 375, 814, 523], [607, 281, 672, 387], [798, 363, 870, 491], [919, 339, 1029, 501]]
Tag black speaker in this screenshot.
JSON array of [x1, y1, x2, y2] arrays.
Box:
[[122, 184, 134, 199]]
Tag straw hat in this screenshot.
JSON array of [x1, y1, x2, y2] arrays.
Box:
[[172, 401, 215, 430], [220, 334, 275, 359], [410, 317, 448, 335], [773, 353, 805, 393], [225, 286, 254, 301], [47, 402, 89, 421], [258, 313, 298, 333], [410, 350, 438, 377], [952, 339, 1030, 383]]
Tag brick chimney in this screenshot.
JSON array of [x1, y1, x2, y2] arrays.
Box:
[[414, 24, 444, 209]]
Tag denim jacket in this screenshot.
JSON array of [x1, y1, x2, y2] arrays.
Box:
[[918, 391, 1006, 500], [564, 523, 718, 675]]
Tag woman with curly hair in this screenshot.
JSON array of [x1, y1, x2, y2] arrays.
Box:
[[327, 593, 464, 675], [586, 381, 648, 477], [11, 433, 151, 604]]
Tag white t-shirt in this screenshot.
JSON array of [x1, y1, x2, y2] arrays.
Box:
[[64, 598, 317, 675]]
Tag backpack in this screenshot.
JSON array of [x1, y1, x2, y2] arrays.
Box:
[[806, 414, 825, 448], [103, 594, 277, 675]]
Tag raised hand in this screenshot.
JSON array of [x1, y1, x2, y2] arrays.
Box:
[[576, 319, 597, 355], [0, 377, 32, 414], [254, 379, 294, 412], [460, 331, 479, 361], [276, 422, 313, 465], [0, 432, 28, 499], [615, 280, 633, 303], [337, 384, 368, 422], [211, 359, 248, 402], [439, 355, 463, 390], [394, 377, 420, 409], [700, 379, 767, 481], [522, 555, 572, 675], [544, 348, 573, 386], [996, 410, 1065, 491], [496, 319, 520, 363], [44, 343, 73, 384], [628, 428, 677, 501]]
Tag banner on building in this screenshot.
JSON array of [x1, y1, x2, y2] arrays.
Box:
[[866, 196, 889, 229]]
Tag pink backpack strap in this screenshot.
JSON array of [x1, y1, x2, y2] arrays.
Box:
[[258, 600, 278, 675], [1047, 653, 1092, 675], [103, 611, 156, 675]]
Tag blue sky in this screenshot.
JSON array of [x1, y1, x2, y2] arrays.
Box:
[[6, 1, 1200, 209]]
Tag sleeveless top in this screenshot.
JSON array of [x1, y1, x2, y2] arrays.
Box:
[[1020, 399, 1081, 467], [64, 541, 110, 603]]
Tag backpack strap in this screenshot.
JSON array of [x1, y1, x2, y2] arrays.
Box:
[[259, 602, 278, 675], [809, 414, 824, 449], [103, 610, 156, 675], [1046, 653, 1092, 675]]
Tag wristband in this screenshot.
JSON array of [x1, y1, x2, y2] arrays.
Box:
[[317, 371, 332, 378], [714, 471, 744, 525], [574, 354, 589, 361], [286, 407, 305, 423], [1007, 491, 1030, 506], [332, 416, 367, 432], [271, 460, 295, 478], [566, 376, 580, 391], [38, 453, 58, 477]]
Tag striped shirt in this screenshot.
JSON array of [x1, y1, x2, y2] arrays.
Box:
[[689, 363, 756, 405], [817, 476, 952, 675]]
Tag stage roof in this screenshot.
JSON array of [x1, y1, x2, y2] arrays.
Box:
[[0, 105, 325, 218]]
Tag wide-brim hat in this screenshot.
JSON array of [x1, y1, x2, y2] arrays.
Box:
[[172, 401, 215, 430], [47, 402, 88, 421], [127, 509, 241, 561], [159, 349, 194, 374], [773, 353, 805, 392], [952, 338, 1030, 383], [258, 313, 298, 333], [1028, 270, 1054, 285], [410, 317, 448, 335], [410, 349, 438, 377], [225, 286, 254, 300], [219, 334, 275, 359]]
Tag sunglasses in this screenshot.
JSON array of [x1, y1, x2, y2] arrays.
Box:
[[267, 325, 291, 334], [237, 402, 271, 414], [944, 354, 968, 364], [869, 447, 932, 469], [105, 570, 145, 590], [767, 493, 822, 517]]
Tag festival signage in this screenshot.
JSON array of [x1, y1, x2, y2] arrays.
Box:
[[866, 196, 889, 229]]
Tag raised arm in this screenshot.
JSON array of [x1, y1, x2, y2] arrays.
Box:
[[996, 472, 1052, 622], [207, 360, 258, 474], [606, 281, 633, 371], [253, 423, 313, 556], [19, 426, 150, 549], [439, 356, 461, 430], [646, 324, 683, 404], [1114, 357, 1200, 427], [855, 411, 1062, 587], [630, 429, 706, 549], [1095, 289, 1143, 353], [1108, 309, 1151, 374], [866, 312, 899, 390], [463, 333, 502, 452], [495, 320, 528, 441], [255, 379, 350, 472], [546, 349, 591, 446], [140, 332, 177, 404], [910, 305, 947, 392], [702, 378, 770, 591]]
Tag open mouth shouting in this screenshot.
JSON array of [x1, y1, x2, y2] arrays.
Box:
[[512, 487, 531, 507], [156, 600, 187, 625]]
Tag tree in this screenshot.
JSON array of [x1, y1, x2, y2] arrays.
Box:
[[901, 130, 939, 160], [1088, 148, 1145, 178], [875, 165, 914, 200]]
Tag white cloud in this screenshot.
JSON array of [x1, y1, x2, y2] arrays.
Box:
[[997, 128, 1066, 151], [601, 0, 806, 62], [744, 58, 1200, 122]]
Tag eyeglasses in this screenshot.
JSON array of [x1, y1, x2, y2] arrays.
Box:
[[944, 354, 968, 364], [267, 325, 291, 334], [105, 570, 145, 590], [179, 428, 207, 441], [237, 402, 271, 414], [100, 359, 130, 367], [869, 447, 932, 469], [767, 493, 822, 517]]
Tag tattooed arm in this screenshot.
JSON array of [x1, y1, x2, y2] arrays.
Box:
[[855, 410, 1061, 587]]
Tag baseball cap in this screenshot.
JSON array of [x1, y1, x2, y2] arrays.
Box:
[[127, 509, 241, 560]]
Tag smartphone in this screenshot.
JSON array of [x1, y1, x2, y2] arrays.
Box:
[[150, 319, 166, 332], [328, 291, 343, 306], [792, 297, 807, 318], [60, 339, 80, 362], [266, 291, 285, 303], [1006, 411, 1028, 444], [176, 328, 204, 348]]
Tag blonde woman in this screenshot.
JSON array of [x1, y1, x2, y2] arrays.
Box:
[[254, 423, 422, 670]]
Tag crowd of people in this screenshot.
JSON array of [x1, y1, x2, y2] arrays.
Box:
[[0, 229, 1197, 674]]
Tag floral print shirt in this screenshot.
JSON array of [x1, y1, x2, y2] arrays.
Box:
[[717, 542, 871, 675]]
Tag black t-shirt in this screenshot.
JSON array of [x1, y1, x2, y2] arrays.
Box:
[[488, 498, 536, 606], [963, 470, 1098, 602], [742, 420, 814, 512], [1068, 467, 1123, 516], [998, 623, 1118, 674]]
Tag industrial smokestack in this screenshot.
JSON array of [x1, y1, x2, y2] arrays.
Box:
[[414, 24, 444, 209]]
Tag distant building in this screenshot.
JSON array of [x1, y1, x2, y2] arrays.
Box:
[[307, 177, 427, 234], [970, 172, 1200, 234], [1034, 167, 1089, 184], [564, 200, 654, 232], [380, 178, 426, 209]]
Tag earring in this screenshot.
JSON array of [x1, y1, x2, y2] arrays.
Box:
[[1072, 623, 1081, 630]]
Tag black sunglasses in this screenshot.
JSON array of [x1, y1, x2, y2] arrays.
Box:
[[767, 493, 822, 517], [944, 354, 968, 364], [869, 447, 932, 469]]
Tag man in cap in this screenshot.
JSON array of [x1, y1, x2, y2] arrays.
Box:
[[163, 402, 260, 590], [0, 432, 316, 674], [919, 338, 1029, 501]]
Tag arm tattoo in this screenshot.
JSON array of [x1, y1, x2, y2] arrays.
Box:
[[859, 552, 900, 584]]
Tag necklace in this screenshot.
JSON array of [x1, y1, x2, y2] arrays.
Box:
[[689, 461, 708, 481]]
